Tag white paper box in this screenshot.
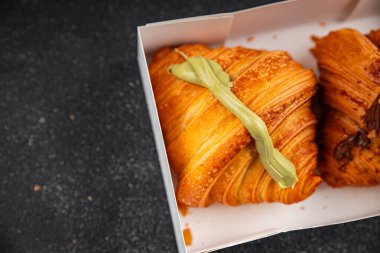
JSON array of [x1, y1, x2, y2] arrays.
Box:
[[137, 0, 380, 252]]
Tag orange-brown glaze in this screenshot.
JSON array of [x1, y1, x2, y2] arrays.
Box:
[[312, 28, 380, 187], [149, 44, 321, 207]]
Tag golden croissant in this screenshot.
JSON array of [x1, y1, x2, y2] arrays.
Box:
[[149, 44, 321, 207], [312, 28, 380, 187], [367, 28, 380, 48]]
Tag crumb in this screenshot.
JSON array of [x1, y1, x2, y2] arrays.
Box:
[[300, 206, 305, 210], [72, 239, 77, 244], [185, 223, 189, 227], [323, 205, 327, 209], [272, 34, 277, 40], [69, 113, 76, 121], [324, 195, 329, 199], [33, 184, 42, 192], [87, 195, 93, 202], [319, 21, 326, 27], [246, 36, 254, 42], [16, 229, 21, 234], [183, 228, 192, 246]]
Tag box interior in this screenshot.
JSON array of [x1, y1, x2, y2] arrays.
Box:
[[137, 0, 380, 252]]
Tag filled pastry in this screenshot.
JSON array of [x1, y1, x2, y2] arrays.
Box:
[[367, 28, 380, 48], [149, 44, 321, 207], [312, 28, 380, 187]]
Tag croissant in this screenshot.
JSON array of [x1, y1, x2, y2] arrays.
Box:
[[149, 44, 321, 207], [312, 28, 380, 187], [367, 28, 380, 48]]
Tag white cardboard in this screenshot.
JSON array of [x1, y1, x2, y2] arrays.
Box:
[[137, 0, 380, 252]]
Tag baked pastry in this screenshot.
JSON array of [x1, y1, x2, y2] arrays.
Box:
[[367, 28, 380, 48], [149, 44, 321, 207], [312, 28, 380, 187]]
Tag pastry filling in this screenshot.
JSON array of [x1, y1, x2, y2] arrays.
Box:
[[364, 92, 380, 132], [334, 130, 370, 163], [334, 92, 380, 163]]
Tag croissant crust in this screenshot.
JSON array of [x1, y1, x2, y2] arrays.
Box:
[[149, 44, 321, 206]]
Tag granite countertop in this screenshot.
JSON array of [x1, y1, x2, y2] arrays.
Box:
[[0, 0, 379, 252]]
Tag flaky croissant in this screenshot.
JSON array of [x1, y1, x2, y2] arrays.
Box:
[[367, 28, 380, 48], [149, 44, 321, 207], [312, 28, 380, 187]]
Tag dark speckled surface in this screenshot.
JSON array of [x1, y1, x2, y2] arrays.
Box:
[[0, 0, 379, 252]]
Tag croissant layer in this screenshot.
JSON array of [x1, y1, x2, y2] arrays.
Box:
[[149, 44, 321, 206], [312, 28, 380, 187]]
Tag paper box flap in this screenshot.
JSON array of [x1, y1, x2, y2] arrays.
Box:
[[228, 0, 360, 38], [138, 15, 233, 56]]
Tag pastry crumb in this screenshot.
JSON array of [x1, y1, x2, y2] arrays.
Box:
[[183, 228, 192, 246], [33, 184, 42, 192], [246, 36, 254, 42], [69, 113, 76, 121]]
